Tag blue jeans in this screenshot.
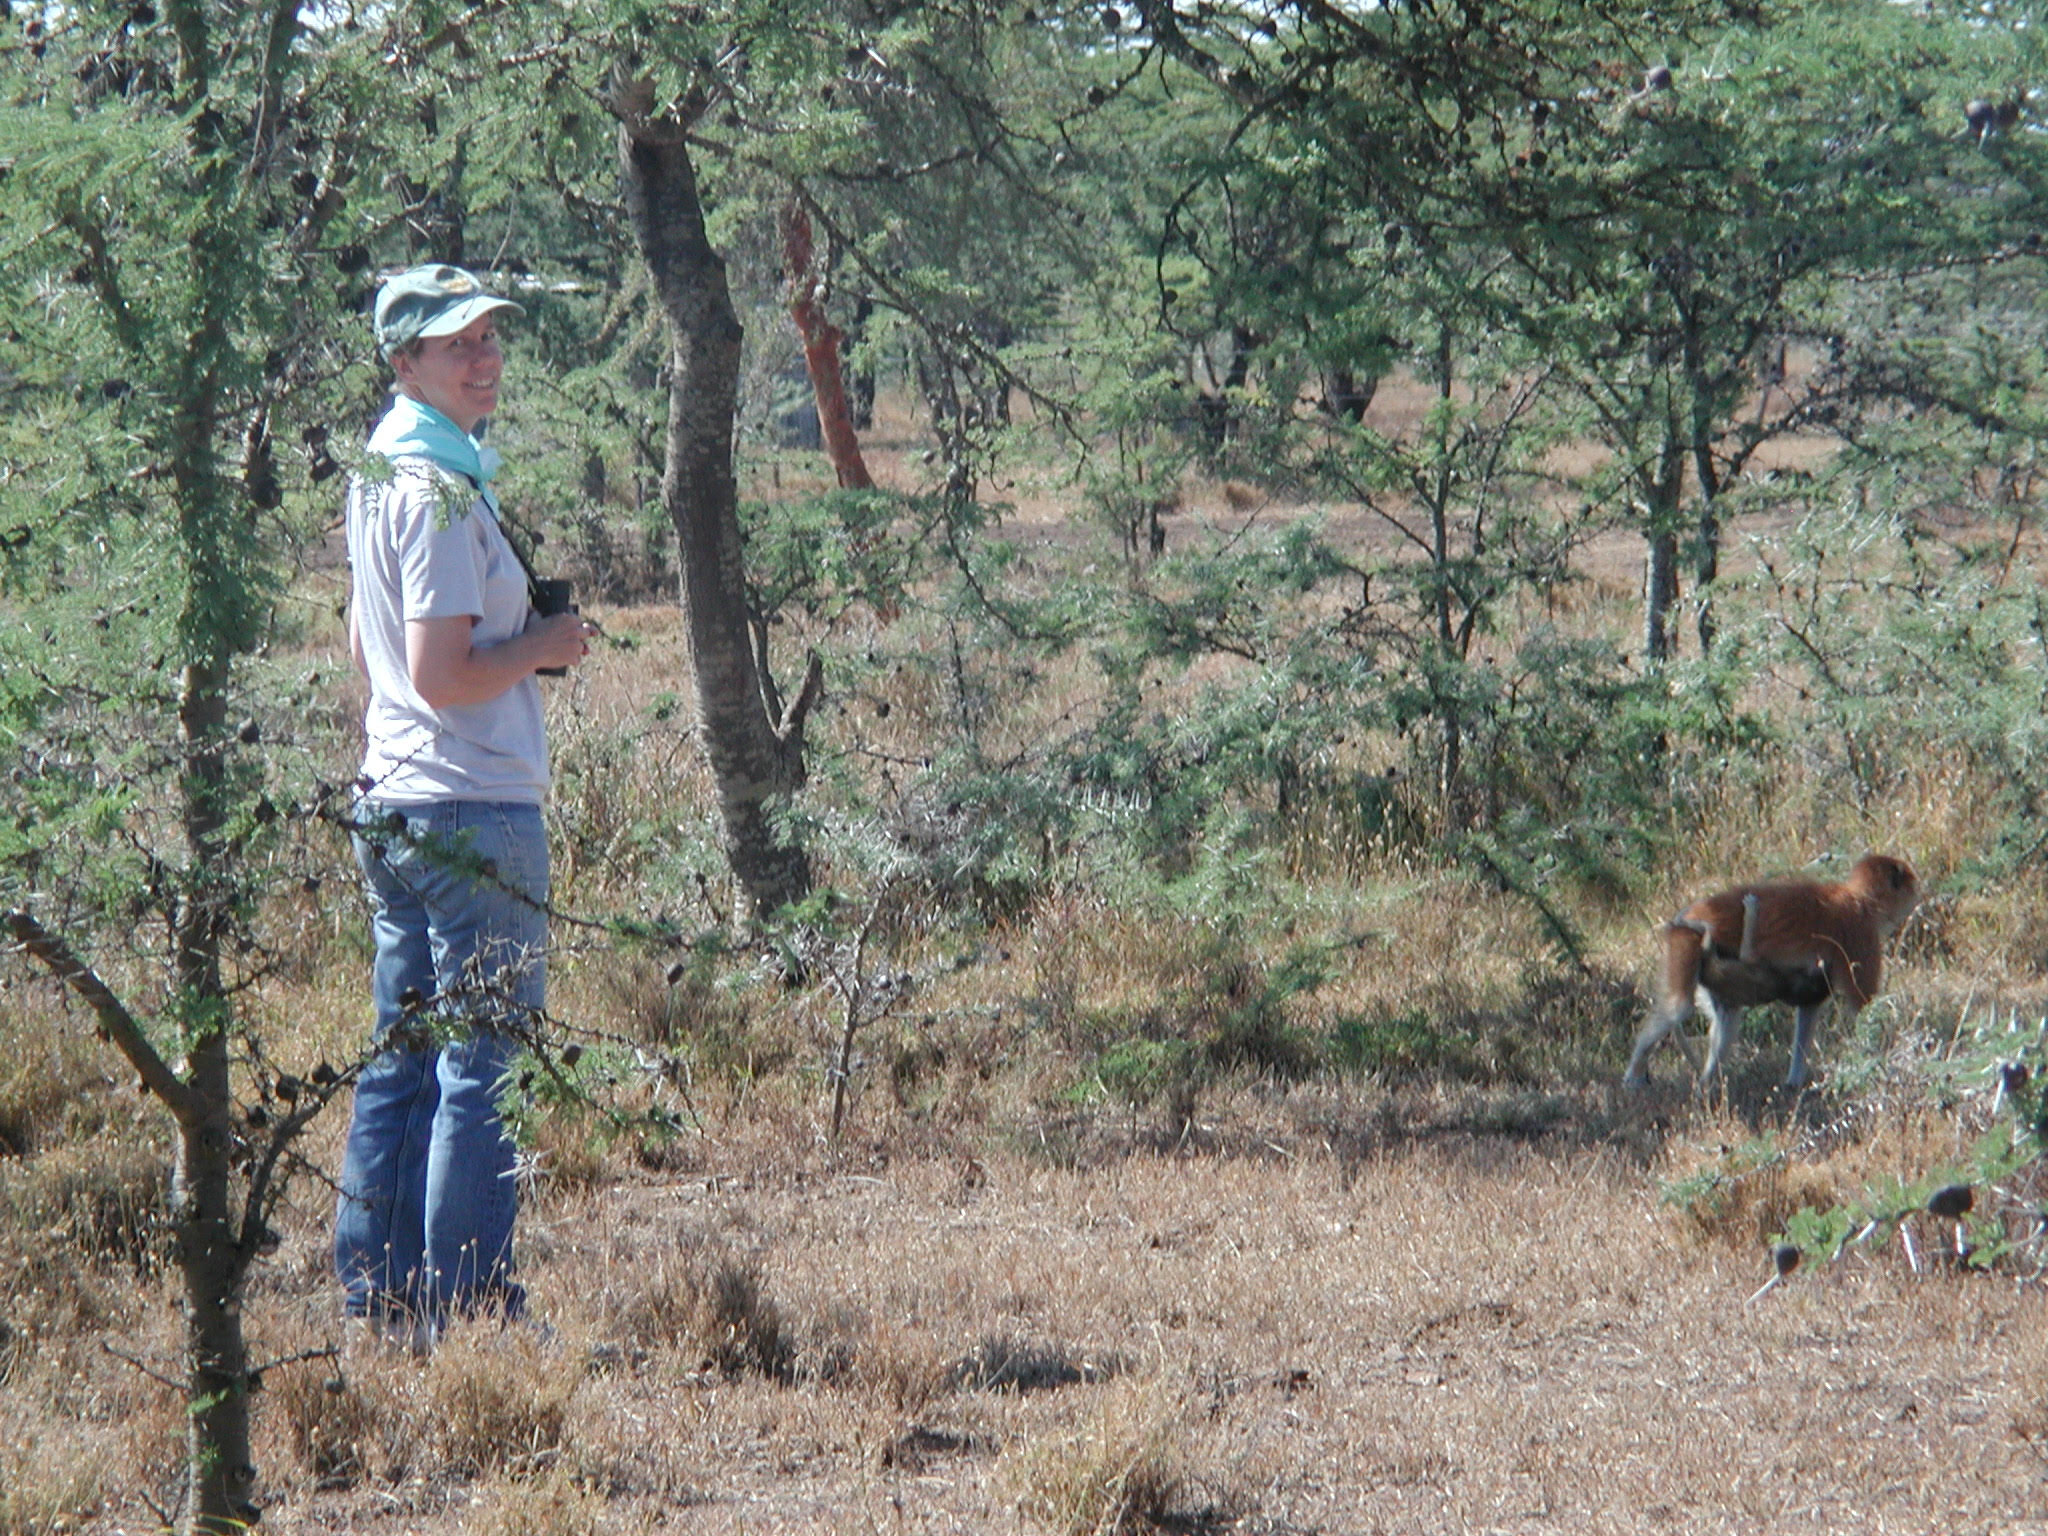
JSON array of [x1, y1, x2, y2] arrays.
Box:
[[334, 798, 547, 1323]]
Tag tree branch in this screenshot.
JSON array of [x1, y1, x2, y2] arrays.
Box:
[[4, 908, 198, 1124], [777, 649, 827, 744]]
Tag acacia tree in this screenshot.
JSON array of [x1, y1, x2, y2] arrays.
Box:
[[606, 62, 826, 916], [783, 198, 874, 490], [1129, 0, 2048, 667], [0, 4, 401, 1528], [454, 2, 1119, 916], [349, 5, 841, 919]]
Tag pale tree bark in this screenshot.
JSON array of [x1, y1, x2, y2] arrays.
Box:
[[1643, 530, 1679, 666], [1640, 428, 1686, 667], [782, 198, 873, 491], [609, 77, 820, 917], [1684, 326, 1727, 658]]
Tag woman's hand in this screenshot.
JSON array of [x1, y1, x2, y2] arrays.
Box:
[[522, 609, 592, 673]]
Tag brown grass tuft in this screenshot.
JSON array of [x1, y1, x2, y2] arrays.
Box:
[[1006, 1381, 1208, 1536], [0, 1399, 119, 1533], [692, 1253, 793, 1380], [420, 1328, 577, 1477], [593, 1236, 795, 1380], [838, 1312, 950, 1412], [0, 1135, 168, 1278], [466, 1465, 642, 1536], [276, 1364, 380, 1490], [0, 1003, 121, 1158], [952, 1333, 1123, 1394]]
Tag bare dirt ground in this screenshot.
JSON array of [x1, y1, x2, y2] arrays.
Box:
[[59, 1093, 2045, 1536]]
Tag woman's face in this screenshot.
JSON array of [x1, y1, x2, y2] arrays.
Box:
[[393, 313, 504, 433]]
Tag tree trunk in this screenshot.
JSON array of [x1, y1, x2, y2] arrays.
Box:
[[781, 200, 873, 491], [1693, 495, 1721, 656], [1643, 530, 1678, 666], [175, 1064, 256, 1535], [614, 98, 818, 917], [168, 104, 260, 1498], [1640, 429, 1686, 667], [1427, 327, 1466, 830], [174, 661, 257, 1535], [1688, 397, 1725, 658]]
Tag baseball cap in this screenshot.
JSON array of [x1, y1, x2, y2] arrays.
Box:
[[373, 265, 525, 358]]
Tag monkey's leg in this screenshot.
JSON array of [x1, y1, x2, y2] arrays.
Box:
[[1668, 997, 1705, 1076], [1739, 894, 1759, 962], [1625, 998, 1696, 1086], [1784, 1001, 1829, 1090], [1698, 993, 1742, 1087]]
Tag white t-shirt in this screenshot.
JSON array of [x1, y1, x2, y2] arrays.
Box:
[[348, 463, 547, 805]]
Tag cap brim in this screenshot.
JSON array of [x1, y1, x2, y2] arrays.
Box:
[[416, 294, 525, 338]]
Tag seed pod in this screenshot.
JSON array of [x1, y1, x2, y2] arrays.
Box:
[[1927, 1183, 1974, 1220]]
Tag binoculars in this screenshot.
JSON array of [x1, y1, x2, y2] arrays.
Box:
[[531, 578, 576, 677]]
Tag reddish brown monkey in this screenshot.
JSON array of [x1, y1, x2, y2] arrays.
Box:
[[1624, 854, 1920, 1091]]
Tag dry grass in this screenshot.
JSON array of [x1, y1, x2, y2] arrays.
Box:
[[11, 1023, 2048, 1535], [223, 1130, 2048, 1533], [1004, 1379, 1203, 1536]]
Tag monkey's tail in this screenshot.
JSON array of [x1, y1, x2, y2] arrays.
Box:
[[1663, 917, 1709, 1008]]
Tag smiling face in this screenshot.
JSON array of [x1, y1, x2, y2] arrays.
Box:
[[391, 313, 504, 433]]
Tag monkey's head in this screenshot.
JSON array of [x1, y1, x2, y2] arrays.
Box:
[[1849, 853, 1921, 933]]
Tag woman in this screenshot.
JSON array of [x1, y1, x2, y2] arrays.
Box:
[[334, 264, 591, 1347]]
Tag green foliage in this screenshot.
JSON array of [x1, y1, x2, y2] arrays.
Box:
[[1073, 931, 1335, 1112], [1732, 499, 2048, 853], [1090, 1036, 1198, 1112], [1658, 1139, 1787, 1227], [1775, 1011, 2048, 1273], [747, 489, 986, 624], [1328, 1011, 1481, 1081]]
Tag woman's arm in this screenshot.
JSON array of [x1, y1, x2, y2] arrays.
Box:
[[406, 611, 589, 709]]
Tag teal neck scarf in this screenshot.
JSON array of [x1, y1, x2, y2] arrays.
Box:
[[367, 394, 503, 510]]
